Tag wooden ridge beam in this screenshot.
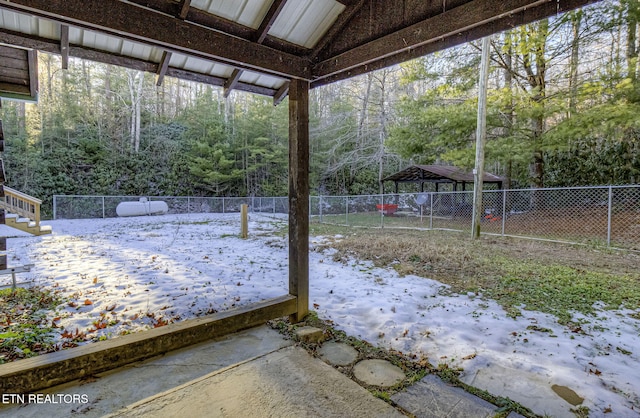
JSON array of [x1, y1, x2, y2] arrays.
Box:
[[312, 0, 597, 83], [0, 0, 311, 80]]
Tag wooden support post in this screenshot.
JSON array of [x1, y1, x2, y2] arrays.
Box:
[[288, 78, 309, 323], [240, 204, 248, 239]]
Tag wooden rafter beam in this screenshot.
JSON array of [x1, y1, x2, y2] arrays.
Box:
[[254, 0, 286, 43], [0, 0, 311, 80], [223, 68, 242, 98], [178, 0, 191, 20], [122, 0, 310, 57], [155, 50, 172, 86], [224, 0, 287, 99], [310, 0, 366, 60], [273, 82, 289, 106], [27, 49, 38, 98], [334, 0, 360, 5], [312, 0, 597, 84], [60, 24, 69, 69]]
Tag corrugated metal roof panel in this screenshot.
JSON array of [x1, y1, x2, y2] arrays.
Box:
[[81, 31, 121, 55], [0, 9, 35, 35], [269, 0, 344, 48], [180, 54, 234, 78], [34, 15, 57, 39], [239, 71, 284, 89], [191, 0, 271, 29], [0, 6, 295, 96]]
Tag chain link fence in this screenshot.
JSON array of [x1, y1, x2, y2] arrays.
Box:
[[53, 185, 640, 250], [309, 185, 640, 250], [52, 195, 289, 220]]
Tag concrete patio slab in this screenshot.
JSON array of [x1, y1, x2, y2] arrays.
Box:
[[106, 346, 403, 418], [0, 326, 292, 418]]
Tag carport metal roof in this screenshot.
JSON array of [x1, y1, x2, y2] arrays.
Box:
[[0, 0, 598, 102], [383, 165, 504, 184], [382, 165, 504, 193]]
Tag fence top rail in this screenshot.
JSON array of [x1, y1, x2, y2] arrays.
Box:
[[53, 184, 640, 202], [498, 184, 640, 193], [52, 195, 287, 199]]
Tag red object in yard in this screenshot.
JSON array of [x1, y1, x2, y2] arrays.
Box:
[[376, 204, 398, 216]]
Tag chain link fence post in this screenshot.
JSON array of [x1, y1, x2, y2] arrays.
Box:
[[501, 189, 507, 236], [429, 193, 433, 229], [380, 194, 385, 228], [607, 186, 613, 246], [345, 196, 349, 226]]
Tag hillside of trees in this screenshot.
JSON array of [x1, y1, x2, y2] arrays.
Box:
[[1, 0, 639, 218]]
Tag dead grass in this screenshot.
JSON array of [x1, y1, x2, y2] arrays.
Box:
[[311, 224, 640, 323]]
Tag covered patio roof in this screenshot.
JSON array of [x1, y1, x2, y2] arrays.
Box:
[[0, 0, 598, 102], [0, 0, 600, 392], [382, 165, 504, 193]]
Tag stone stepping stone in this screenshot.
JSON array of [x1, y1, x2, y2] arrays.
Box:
[[294, 326, 324, 343], [353, 359, 405, 387], [391, 374, 496, 418], [318, 342, 358, 366]]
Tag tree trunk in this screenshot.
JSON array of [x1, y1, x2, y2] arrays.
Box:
[[521, 19, 548, 189], [627, 1, 638, 81], [127, 70, 144, 153], [569, 11, 582, 116], [503, 32, 514, 189]]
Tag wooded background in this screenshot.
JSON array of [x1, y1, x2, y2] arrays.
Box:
[[1, 0, 639, 217]]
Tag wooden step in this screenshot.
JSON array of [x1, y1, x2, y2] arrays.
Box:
[[3, 213, 52, 236]]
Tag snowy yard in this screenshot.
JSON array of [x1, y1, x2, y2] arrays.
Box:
[[2, 212, 639, 417]]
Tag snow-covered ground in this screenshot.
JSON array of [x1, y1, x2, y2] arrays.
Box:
[[3, 213, 639, 417]]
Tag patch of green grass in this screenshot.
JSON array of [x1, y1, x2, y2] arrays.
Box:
[[181, 220, 211, 225], [570, 406, 590, 417], [0, 287, 66, 363], [486, 257, 640, 324]]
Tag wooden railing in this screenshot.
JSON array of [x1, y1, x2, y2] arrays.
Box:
[[0, 186, 42, 228]]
